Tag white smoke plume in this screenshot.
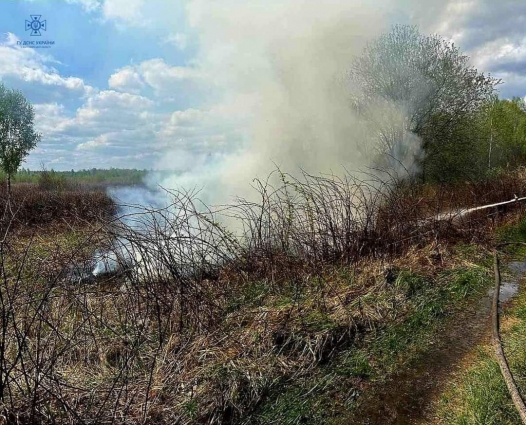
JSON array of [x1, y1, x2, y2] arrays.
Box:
[[93, 0, 452, 278], [151, 0, 451, 204]]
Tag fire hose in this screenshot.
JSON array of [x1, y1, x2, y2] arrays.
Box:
[[442, 195, 526, 222], [413, 196, 526, 419], [455, 195, 526, 422], [493, 244, 526, 424]]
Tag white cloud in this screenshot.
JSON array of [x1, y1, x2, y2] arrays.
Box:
[[4, 33, 20, 47], [108, 67, 145, 93], [84, 90, 154, 110], [64, 0, 102, 12], [33, 103, 71, 134], [139, 59, 199, 91], [102, 0, 146, 26], [29, 91, 158, 161], [77, 134, 111, 150], [433, 0, 526, 99], [61, 90, 156, 137], [164, 33, 188, 50], [0, 33, 92, 96], [49, 156, 66, 164], [109, 59, 201, 96]]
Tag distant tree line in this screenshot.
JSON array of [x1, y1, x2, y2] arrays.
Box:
[[0, 168, 150, 187]]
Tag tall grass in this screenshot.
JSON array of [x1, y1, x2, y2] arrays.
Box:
[[0, 183, 115, 228], [0, 168, 524, 423]]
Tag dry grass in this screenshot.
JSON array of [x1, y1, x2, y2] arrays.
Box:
[[0, 169, 524, 423], [0, 183, 115, 229]]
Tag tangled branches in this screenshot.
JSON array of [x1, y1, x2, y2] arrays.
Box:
[[0, 169, 524, 423]]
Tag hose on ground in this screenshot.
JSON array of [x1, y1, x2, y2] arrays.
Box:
[[493, 243, 526, 424]]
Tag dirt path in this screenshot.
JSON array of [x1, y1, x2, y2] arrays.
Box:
[[351, 258, 526, 425], [350, 291, 494, 425]]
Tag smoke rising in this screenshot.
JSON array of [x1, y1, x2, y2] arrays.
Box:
[[93, 0, 453, 278], [150, 0, 450, 204]]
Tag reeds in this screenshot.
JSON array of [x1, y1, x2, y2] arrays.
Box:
[[0, 183, 116, 228], [0, 168, 524, 423]]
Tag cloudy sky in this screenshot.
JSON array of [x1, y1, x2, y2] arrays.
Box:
[[0, 0, 525, 172]]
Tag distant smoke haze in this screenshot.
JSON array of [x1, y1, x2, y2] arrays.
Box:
[[144, 0, 452, 204], [93, 0, 454, 277]]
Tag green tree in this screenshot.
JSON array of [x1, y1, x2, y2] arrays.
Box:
[[0, 84, 41, 196], [350, 25, 498, 181], [480, 97, 526, 171]]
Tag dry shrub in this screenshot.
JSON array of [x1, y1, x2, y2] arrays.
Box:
[[0, 169, 524, 423], [0, 183, 116, 228]]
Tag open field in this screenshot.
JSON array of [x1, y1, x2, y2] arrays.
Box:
[[0, 169, 526, 424], [0, 183, 115, 228]]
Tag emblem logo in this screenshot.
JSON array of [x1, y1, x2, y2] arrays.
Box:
[[25, 15, 47, 36]]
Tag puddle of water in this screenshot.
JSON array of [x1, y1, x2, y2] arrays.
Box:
[[499, 282, 519, 302], [488, 261, 526, 302], [507, 261, 526, 274]]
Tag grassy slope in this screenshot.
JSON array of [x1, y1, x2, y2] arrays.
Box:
[[4, 184, 526, 423], [434, 218, 526, 425], [244, 244, 495, 424], [3, 222, 498, 424]]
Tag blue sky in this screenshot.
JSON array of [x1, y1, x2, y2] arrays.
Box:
[[0, 1, 194, 87], [5, 3, 160, 82], [0, 0, 211, 170], [0, 0, 525, 172]]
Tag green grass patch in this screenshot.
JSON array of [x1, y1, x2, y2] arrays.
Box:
[[439, 352, 518, 425], [226, 280, 271, 312], [246, 261, 493, 424], [436, 289, 526, 425], [497, 216, 526, 257], [436, 216, 526, 424]]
